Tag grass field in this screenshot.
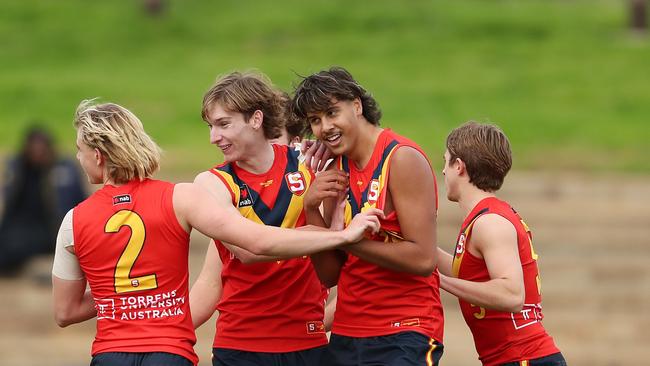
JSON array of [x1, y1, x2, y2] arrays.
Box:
[[1, 0, 649, 175], [1, 3, 649, 365]]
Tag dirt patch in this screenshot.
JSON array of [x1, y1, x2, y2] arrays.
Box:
[[1, 173, 648, 365]]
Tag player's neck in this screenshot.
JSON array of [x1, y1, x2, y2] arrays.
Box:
[[235, 142, 275, 175], [100, 168, 124, 187], [458, 185, 496, 216], [348, 124, 383, 170]]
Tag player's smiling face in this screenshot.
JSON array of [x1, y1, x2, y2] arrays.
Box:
[[205, 103, 259, 163], [307, 98, 362, 156]]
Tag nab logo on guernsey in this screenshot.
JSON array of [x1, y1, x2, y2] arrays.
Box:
[[238, 184, 253, 207], [112, 194, 132, 205], [285, 171, 306, 196]]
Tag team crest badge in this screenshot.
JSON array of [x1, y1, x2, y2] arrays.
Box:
[[285, 171, 306, 196], [455, 233, 466, 255], [366, 179, 380, 206]]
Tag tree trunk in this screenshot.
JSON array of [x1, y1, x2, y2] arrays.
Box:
[[630, 0, 647, 31]]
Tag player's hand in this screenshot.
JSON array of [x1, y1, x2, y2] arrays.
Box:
[[329, 188, 349, 231], [342, 208, 384, 244], [304, 170, 348, 211], [301, 139, 333, 172]]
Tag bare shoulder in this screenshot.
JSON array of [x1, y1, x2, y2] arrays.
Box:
[[173, 182, 197, 205], [388, 146, 435, 193], [390, 146, 432, 177], [195, 170, 231, 196], [472, 213, 517, 247], [194, 170, 218, 186]]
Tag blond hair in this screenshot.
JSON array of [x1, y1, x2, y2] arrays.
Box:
[[74, 99, 161, 184], [201, 71, 288, 140]]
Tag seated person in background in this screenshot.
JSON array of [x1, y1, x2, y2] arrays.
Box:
[[0, 126, 86, 275]]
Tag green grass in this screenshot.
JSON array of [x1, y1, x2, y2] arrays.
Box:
[[1, 0, 649, 176]]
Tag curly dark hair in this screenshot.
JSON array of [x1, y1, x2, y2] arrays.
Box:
[[291, 67, 382, 133]]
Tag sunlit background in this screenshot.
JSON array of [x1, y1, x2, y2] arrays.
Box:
[[1, 1, 649, 365]]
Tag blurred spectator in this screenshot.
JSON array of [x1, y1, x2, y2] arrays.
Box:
[[0, 126, 86, 276]]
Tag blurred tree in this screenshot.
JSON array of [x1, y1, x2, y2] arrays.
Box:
[[143, 0, 165, 16], [630, 0, 647, 31]]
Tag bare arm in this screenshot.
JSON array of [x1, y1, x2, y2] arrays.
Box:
[[51, 210, 96, 327], [52, 276, 96, 327], [439, 214, 525, 312], [223, 226, 336, 263], [303, 170, 349, 287], [173, 182, 381, 257], [189, 240, 223, 328], [193, 172, 277, 264], [343, 147, 438, 276], [323, 285, 337, 332], [436, 247, 454, 276]]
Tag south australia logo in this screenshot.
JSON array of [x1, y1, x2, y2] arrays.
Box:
[[285, 171, 306, 196]]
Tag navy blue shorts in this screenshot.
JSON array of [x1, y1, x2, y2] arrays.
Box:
[[212, 346, 328, 366], [501, 352, 567, 366], [328, 332, 443, 366], [90, 352, 193, 366]]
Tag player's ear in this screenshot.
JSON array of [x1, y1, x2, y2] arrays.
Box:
[[250, 110, 264, 130], [455, 158, 466, 175], [94, 148, 103, 166], [353, 97, 363, 117]]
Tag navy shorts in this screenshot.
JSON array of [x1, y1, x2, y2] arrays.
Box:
[[212, 346, 328, 366], [328, 331, 443, 366], [90, 352, 193, 366], [501, 352, 567, 366]]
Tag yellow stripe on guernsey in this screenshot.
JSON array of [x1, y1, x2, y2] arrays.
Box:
[[338, 158, 354, 225], [210, 168, 263, 224], [280, 162, 312, 228], [520, 360, 529, 366], [426, 338, 437, 366], [451, 216, 481, 278], [360, 144, 399, 213]]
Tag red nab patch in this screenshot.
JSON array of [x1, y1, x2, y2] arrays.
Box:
[[112, 194, 131, 205], [285, 171, 306, 196], [366, 179, 380, 206], [306, 320, 325, 334]]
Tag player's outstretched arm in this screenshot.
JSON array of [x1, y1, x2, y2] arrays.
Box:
[[343, 147, 438, 276], [439, 214, 525, 312], [189, 240, 223, 329], [193, 172, 277, 264], [173, 182, 382, 257]]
